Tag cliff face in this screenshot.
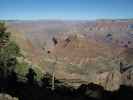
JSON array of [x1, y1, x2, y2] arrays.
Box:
[[48, 35, 124, 91], [50, 34, 133, 91], [6, 20, 133, 91]]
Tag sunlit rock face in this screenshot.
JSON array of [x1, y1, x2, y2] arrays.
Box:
[[0, 94, 18, 100], [95, 70, 121, 91]]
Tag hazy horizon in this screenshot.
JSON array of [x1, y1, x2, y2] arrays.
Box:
[[1, 17, 133, 21]]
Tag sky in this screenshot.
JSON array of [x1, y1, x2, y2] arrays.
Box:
[[0, 0, 133, 20]]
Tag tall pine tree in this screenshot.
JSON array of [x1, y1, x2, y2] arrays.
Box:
[[0, 22, 20, 78]]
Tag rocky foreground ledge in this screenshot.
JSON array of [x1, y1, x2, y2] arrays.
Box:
[[0, 94, 18, 100]]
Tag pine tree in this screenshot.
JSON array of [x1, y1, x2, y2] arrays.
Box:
[[0, 22, 20, 78]]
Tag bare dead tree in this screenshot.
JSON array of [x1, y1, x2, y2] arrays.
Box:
[[51, 55, 57, 90]]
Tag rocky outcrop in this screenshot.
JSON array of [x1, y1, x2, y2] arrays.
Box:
[[122, 67, 133, 86], [95, 70, 121, 91], [0, 94, 18, 100]]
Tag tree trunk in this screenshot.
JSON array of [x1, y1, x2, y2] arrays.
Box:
[[52, 71, 55, 90]]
